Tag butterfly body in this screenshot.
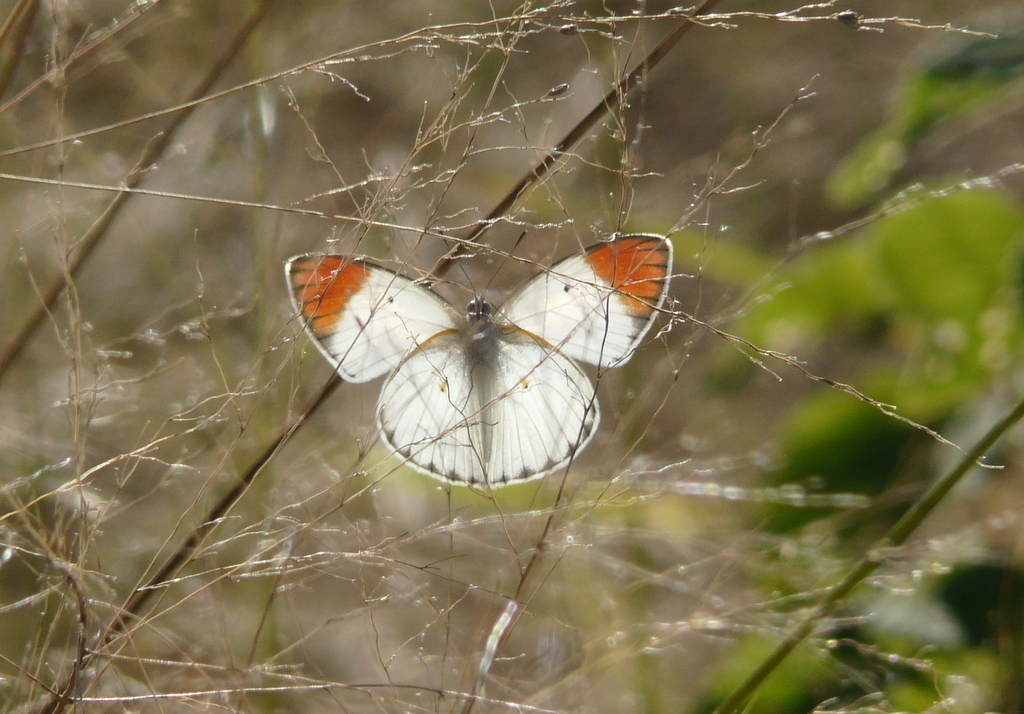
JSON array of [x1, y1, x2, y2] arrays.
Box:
[[464, 297, 502, 367], [287, 234, 671, 487]]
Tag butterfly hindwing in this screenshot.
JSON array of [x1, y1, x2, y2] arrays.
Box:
[[375, 332, 475, 479], [286, 254, 458, 383], [486, 330, 599, 482], [503, 234, 672, 369], [377, 328, 598, 485]]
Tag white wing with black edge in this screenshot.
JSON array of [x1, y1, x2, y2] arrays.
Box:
[[377, 328, 598, 486], [286, 254, 459, 383], [503, 234, 672, 369]]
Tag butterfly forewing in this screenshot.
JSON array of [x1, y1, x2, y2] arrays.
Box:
[[378, 328, 598, 485], [503, 234, 672, 369], [286, 255, 458, 383]]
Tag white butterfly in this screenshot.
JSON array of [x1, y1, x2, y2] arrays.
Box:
[[285, 234, 672, 487]]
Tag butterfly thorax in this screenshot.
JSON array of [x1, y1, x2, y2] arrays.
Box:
[[465, 297, 501, 364]]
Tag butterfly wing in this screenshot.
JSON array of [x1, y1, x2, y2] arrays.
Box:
[[502, 234, 672, 368], [377, 328, 599, 486], [286, 254, 458, 382], [483, 331, 599, 483]]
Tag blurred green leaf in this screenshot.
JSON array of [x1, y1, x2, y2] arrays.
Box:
[[737, 189, 1024, 365], [736, 189, 1024, 529], [872, 190, 1024, 418], [776, 388, 914, 496], [874, 189, 1024, 321], [671, 229, 774, 287], [826, 132, 909, 211], [938, 564, 1024, 648], [702, 634, 826, 714], [731, 238, 890, 352], [826, 35, 1024, 210], [912, 34, 1024, 138], [763, 383, 918, 532]]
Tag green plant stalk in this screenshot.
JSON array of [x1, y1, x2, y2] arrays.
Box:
[[237, 9, 284, 710], [710, 392, 1024, 714]]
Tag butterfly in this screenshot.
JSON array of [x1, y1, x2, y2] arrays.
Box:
[[285, 234, 672, 487]]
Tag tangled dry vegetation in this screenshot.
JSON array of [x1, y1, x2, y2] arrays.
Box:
[[1, 1, 1024, 712]]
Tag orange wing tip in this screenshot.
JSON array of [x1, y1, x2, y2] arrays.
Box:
[[586, 236, 671, 315], [288, 255, 369, 335]]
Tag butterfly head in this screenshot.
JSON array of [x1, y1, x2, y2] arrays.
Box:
[[466, 297, 494, 324]]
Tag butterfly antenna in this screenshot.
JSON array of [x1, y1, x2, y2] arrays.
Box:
[[480, 231, 528, 296], [451, 254, 477, 301]]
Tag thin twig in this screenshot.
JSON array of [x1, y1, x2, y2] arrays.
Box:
[[457, 3, 722, 710], [0, 0, 39, 101], [0, 0, 275, 387], [107, 374, 340, 636], [434, 0, 724, 276], [86, 0, 724, 708], [33, 6, 277, 712]]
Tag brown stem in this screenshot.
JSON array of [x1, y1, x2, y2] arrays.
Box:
[[434, 0, 722, 276], [33, 4, 277, 712], [457, 5, 722, 711]]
